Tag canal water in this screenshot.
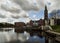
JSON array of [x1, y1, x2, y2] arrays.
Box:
[[0, 28, 45, 43]]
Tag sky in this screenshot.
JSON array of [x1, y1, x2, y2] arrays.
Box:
[[0, 0, 60, 24]]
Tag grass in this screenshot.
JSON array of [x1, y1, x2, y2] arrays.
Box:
[[51, 25, 60, 33]]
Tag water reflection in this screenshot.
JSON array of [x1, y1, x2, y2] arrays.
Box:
[[0, 28, 45, 43]]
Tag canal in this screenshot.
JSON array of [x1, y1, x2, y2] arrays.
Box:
[[0, 28, 45, 43], [0, 28, 59, 43]]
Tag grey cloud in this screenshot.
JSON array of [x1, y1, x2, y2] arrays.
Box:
[[49, 10, 60, 19], [11, 15, 29, 19], [0, 14, 6, 18], [47, 0, 60, 12], [11, 11, 29, 19], [1, 4, 20, 13], [1, 0, 29, 19], [11, 0, 40, 11], [11, 15, 21, 19], [22, 15, 29, 18]]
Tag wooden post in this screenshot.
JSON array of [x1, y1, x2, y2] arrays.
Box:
[[45, 36, 49, 43]]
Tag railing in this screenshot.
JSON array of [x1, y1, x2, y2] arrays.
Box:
[[44, 30, 60, 43]]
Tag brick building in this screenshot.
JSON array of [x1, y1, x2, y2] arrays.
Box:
[[14, 22, 26, 33], [29, 19, 45, 26]]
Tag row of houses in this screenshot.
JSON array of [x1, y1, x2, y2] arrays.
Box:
[[15, 19, 45, 28]]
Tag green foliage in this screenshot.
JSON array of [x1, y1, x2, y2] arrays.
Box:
[[0, 23, 14, 28], [51, 25, 60, 33]]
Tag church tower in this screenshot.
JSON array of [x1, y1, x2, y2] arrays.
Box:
[[44, 5, 48, 25], [44, 5, 48, 20]]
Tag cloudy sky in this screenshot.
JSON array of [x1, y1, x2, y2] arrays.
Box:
[[0, 0, 60, 24]]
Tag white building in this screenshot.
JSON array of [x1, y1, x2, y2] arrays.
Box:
[[49, 10, 60, 25]]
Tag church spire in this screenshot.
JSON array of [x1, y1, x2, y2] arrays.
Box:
[[44, 5, 48, 20], [45, 5, 47, 11]]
